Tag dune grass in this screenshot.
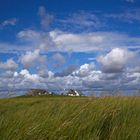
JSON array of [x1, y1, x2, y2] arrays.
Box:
[[0, 96, 140, 140]]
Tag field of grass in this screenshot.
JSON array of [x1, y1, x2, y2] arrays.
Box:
[[0, 96, 140, 140]]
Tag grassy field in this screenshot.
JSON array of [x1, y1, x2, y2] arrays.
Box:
[[0, 96, 140, 140]]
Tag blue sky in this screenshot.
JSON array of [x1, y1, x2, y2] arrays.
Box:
[[0, 0, 140, 96]]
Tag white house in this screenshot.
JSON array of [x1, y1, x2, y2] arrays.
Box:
[[67, 89, 80, 96]]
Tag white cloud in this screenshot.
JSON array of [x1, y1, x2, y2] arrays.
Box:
[[19, 69, 39, 81], [50, 30, 105, 52], [14, 72, 18, 77], [59, 11, 103, 30], [98, 48, 134, 73], [20, 49, 46, 68], [0, 43, 30, 54], [50, 30, 140, 52], [0, 59, 18, 70], [0, 29, 139, 54], [0, 18, 17, 29], [0, 62, 140, 96], [17, 29, 55, 51], [17, 29, 41, 41], [105, 9, 140, 23], [72, 63, 95, 77]]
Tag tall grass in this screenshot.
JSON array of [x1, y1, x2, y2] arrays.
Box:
[[0, 96, 140, 140]]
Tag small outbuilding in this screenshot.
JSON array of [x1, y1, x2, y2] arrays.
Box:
[[26, 89, 51, 96]]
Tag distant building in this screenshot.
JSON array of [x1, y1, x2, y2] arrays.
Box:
[[67, 89, 80, 96], [26, 89, 51, 96]]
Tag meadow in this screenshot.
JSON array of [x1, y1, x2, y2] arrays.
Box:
[[0, 96, 140, 140]]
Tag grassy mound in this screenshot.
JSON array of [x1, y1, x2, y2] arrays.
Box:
[[0, 96, 140, 140]]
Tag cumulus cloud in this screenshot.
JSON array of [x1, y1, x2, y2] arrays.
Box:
[[0, 62, 140, 96], [1, 57, 139, 95], [19, 69, 39, 81], [20, 49, 46, 68], [72, 63, 95, 77], [0, 69, 54, 91], [98, 48, 134, 73], [38, 6, 53, 28], [0, 59, 18, 70]]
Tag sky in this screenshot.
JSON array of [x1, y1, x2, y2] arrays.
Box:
[[0, 0, 140, 96]]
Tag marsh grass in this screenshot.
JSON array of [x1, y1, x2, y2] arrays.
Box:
[[0, 96, 140, 140]]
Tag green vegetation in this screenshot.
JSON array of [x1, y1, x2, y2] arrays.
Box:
[[0, 96, 140, 140]]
